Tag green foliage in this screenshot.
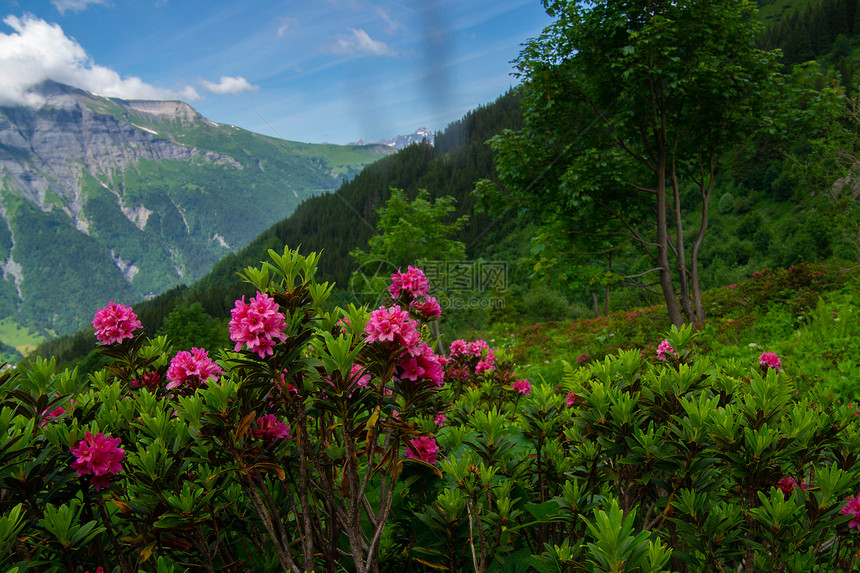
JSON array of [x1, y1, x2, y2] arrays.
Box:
[[350, 188, 468, 271], [157, 301, 227, 352], [494, 0, 786, 325]]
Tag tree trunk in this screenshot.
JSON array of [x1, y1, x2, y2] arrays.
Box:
[[657, 154, 684, 327], [690, 178, 713, 325], [671, 169, 694, 323], [592, 292, 600, 318]]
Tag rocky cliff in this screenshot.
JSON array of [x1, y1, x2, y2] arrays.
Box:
[[0, 81, 391, 348]]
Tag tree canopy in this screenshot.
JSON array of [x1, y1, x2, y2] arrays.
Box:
[[492, 0, 784, 325]]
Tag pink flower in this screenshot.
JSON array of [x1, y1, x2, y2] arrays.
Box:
[[776, 476, 808, 495], [512, 379, 531, 395], [350, 364, 372, 388], [449, 339, 469, 356], [131, 371, 161, 390], [411, 296, 442, 319], [759, 352, 782, 372], [252, 414, 291, 441], [40, 405, 65, 427], [70, 432, 125, 491], [404, 436, 440, 465], [229, 292, 289, 358], [469, 340, 490, 357], [656, 339, 676, 361], [434, 412, 447, 427], [389, 266, 430, 300], [364, 305, 421, 354], [166, 348, 222, 390], [841, 495, 860, 531], [566, 392, 577, 407], [92, 302, 142, 345], [475, 359, 495, 374]]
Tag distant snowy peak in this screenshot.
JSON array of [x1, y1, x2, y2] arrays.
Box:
[[353, 127, 435, 150]]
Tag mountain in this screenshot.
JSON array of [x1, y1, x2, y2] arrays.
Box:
[[0, 81, 393, 348], [33, 91, 526, 368], [352, 127, 435, 149]]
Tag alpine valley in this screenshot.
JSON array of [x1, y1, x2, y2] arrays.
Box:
[[0, 80, 393, 354]]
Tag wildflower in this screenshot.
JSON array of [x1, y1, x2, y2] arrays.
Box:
[[252, 414, 291, 441], [566, 392, 577, 407], [434, 412, 446, 427], [469, 340, 490, 357], [70, 432, 125, 491], [404, 436, 440, 465], [229, 292, 288, 358], [841, 495, 860, 531], [512, 379, 531, 395], [364, 305, 421, 354], [759, 352, 782, 372], [350, 364, 372, 388], [475, 359, 495, 374], [449, 339, 469, 356], [411, 296, 442, 319], [40, 406, 66, 427], [166, 348, 222, 390], [389, 266, 430, 299], [131, 371, 161, 390], [776, 476, 808, 496], [92, 302, 142, 345], [656, 339, 676, 361]]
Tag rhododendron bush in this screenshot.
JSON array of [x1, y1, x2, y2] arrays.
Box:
[[1, 248, 859, 572]]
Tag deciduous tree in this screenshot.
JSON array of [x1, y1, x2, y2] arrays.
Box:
[[492, 0, 783, 325]]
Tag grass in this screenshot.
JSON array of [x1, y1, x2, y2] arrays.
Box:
[[0, 317, 47, 356], [466, 261, 860, 401]]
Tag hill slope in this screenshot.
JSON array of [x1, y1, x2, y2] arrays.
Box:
[[0, 81, 392, 346]]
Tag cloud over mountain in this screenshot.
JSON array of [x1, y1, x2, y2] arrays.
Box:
[[0, 14, 200, 106]]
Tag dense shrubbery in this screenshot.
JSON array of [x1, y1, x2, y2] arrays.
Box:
[[2, 249, 860, 572]]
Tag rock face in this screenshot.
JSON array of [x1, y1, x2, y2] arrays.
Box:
[[0, 82, 236, 222], [0, 81, 390, 341]]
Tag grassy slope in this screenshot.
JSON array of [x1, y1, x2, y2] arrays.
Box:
[[482, 261, 860, 402]]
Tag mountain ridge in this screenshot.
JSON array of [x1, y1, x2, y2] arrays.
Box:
[[0, 81, 393, 350]]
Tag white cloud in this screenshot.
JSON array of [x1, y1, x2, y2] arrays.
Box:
[[0, 14, 200, 106], [52, 0, 111, 15], [322, 28, 395, 56], [200, 76, 258, 94], [276, 17, 299, 39]]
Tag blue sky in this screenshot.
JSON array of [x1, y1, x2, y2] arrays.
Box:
[[0, 0, 552, 144]]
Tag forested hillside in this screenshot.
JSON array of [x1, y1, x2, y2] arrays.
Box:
[[31, 92, 526, 366]]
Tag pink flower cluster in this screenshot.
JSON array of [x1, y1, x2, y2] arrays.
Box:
[[399, 342, 444, 388], [759, 352, 782, 372], [388, 266, 430, 300], [450, 339, 497, 373], [656, 339, 676, 361], [512, 379, 531, 395], [842, 494, 860, 531], [566, 392, 577, 407], [776, 476, 808, 496], [253, 414, 291, 441], [365, 305, 421, 350], [364, 305, 444, 388], [92, 302, 142, 345], [405, 436, 440, 465], [351, 364, 372, 388], [166, 348, 222, 390], [229, 292, 288, 358], [70, 431, 125, 491], [410, 297, 442, 319]]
